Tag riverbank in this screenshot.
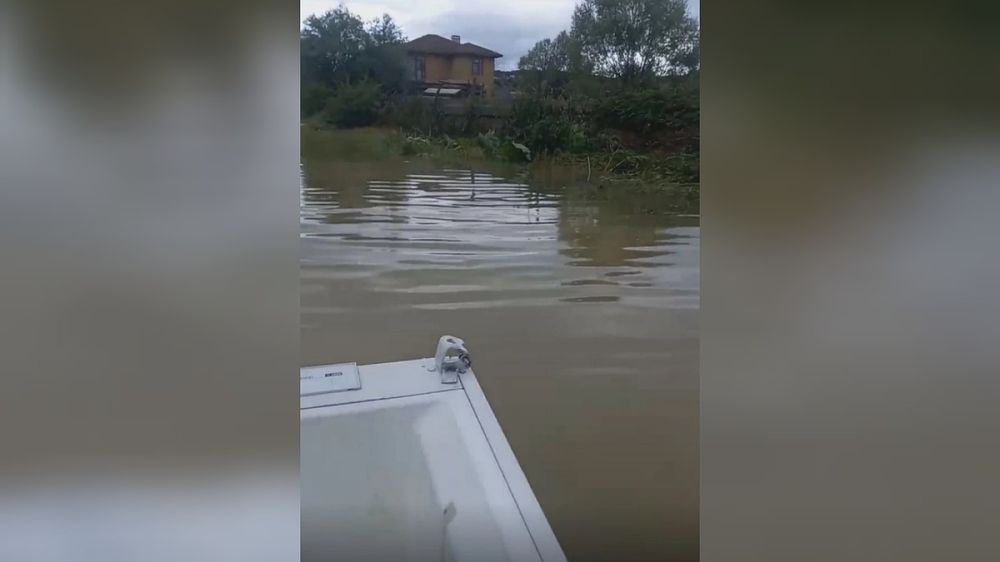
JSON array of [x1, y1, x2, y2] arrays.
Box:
[[301, 125, 700, 210]]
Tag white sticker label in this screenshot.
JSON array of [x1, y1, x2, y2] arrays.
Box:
[[300, 363, 361, 396]]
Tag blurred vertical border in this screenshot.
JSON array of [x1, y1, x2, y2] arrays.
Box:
[[0, 1, 300, 560], [703, 1, 1000, 561]]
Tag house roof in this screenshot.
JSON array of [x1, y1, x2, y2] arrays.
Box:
[[404, 34, 503, 58]]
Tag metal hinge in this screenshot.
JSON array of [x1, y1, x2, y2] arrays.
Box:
[[431, 335, 471, 384]]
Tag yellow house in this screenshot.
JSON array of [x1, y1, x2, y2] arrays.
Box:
[[404, 34, 503, 96]]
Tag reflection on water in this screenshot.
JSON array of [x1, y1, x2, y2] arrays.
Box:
[[301, 147, 699, 561]]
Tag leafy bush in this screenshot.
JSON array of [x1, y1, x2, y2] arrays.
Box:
[[322, 79, 384, 128], [476, 131, 503, 159], [592, 85, 699, 136], [474, 131, 532, 162], [383, 96, 437, 133], [506, 96, 593, 156], [661, 152, 699, 183], [301, 81, 334, 118], [510, 141, 533, 162], [400, 134, 432, 155]]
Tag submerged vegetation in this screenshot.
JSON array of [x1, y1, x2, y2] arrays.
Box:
[[301, 0, 700, 192], [302, 126, 697, 211]]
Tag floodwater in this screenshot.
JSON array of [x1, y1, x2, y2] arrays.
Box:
[[301, 133, 699, 561]]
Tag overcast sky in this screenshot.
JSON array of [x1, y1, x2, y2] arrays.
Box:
[[301, 0, 700, 70]]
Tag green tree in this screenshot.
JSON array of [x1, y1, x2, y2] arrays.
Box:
[[519, 32, 591, 73], [300, 6, 408, 99], [518, 31, 593, 95], [367, 14, 406, 46], [300, 6, 370, 86], [520, 34, 568, 72], [322, 79, 385, 128], [359, 14, 408, 92], [571, 0, 698, 81]]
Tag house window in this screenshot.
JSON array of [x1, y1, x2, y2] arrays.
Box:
[[472, 58, 482, 76], [414, 56, 426, 81]]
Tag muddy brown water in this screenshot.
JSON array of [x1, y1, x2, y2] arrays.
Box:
[[301, 135, 699, 561]]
